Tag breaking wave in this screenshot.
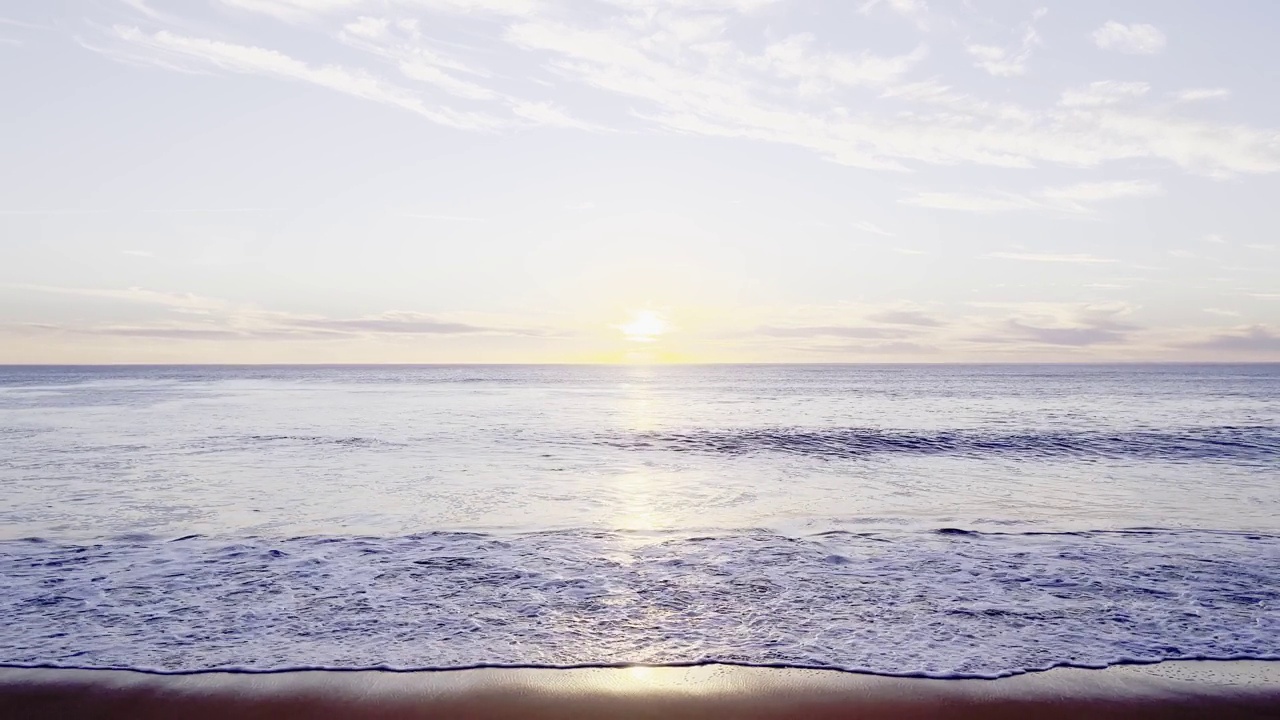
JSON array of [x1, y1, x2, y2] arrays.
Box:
[[2, 528, 1277, 678]]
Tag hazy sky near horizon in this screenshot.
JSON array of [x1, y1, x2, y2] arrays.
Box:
[[2, 0, 1279, 363]]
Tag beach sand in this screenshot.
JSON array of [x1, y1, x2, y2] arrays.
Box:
[[1, 661, 1278, 719]]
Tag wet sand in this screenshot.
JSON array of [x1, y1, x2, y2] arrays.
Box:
[[2, 661, 1279, 719]]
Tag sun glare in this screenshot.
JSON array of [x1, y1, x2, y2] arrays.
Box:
[[619, 310, 667, 343]]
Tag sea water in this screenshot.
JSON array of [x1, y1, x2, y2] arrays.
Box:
[[1, 364, 1277, 677]]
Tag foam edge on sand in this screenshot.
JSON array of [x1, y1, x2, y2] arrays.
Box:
[[2, 660, 1279, 719]]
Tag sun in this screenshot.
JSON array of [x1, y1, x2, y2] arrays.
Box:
[[618, 310, 667, 343]]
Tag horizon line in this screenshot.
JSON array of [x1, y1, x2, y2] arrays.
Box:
[[1, 361, 1277, 368]]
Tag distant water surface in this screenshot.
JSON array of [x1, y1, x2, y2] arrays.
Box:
[[1, 364, 1277, 676]]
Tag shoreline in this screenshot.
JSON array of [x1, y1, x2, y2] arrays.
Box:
[[2, 660, 1278, 719]]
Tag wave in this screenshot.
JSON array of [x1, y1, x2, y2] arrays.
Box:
[[599, 426, 1280, 462], [2, 529, 1276, 677]]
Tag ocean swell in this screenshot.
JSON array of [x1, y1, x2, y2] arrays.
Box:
[[600, 426, 1280, 462]]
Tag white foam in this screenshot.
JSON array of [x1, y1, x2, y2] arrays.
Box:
[[1, 529, 1276, 677]]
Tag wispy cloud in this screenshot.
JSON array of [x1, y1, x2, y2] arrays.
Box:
[[857, 0, 932, 31], [0, 16, 48, 30], [1007, 321, 1130, 346], [966, 8, 1045, 78], [283, 313, 499, 335], [219, 0, 537, 23], [5, 284, 228, 313], [799, 340, 936, 355], [1039, 180, 1163, 206], [511, 101, 607, 131], [1184, 326, 1280, 352], [977, 303, 1140, 347], [904, 192, 1038, 213], [866, 309, 945, 327], [988, 252, 1117, 264], [109, 26, 504, 131], [0, 207, 280, 215], [1091, 21, 1167, 55], [401, 212, 487, 222], [757, 325, 915, 339], [1059, 81, 1149, 108], [121, 250, 154, 258], [853, 220, 894, 237], [905, 180, 1162, 215], [71, 3, 1280, 178], [6, 284, 547, 339], [1174, 88, 1230, 103]]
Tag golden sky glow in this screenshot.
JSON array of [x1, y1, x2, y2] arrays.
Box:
[[2, 2, 1279, 363], [618, 310, 668, 343]]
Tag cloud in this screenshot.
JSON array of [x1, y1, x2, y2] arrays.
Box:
[[0, 16, 48, 29], [5, 284, 543, 339], [800, 341, 936, 355], [90, 326, 255, 340], [902, 192, 1038, 213], [983, 304, 1139, 347], [1185, 326, 1280, 352], [757, 34, 929, 89], [75, 2, 1280, 179], [36, 313, 535, 341], [511, 101, 606, 131], [6, 284, 229, 313], [0, 207, 279, 215], [966, 9, 1045, 78], [401, 212, 487, 222], [337, 17, 504, 102], [988, 252, 1117, 264], [866, 309, 945, 326], [857, 0, 932, 31], [1203, 308, 1240, 317], [121, 250, 154, 257], [1203, 234, 1226, 244], [109, 26, 504, 131], [1059, 81, 1149, 108], [218, 0, 537, 22], [1091, 21, 1167, 55], [282, 313, 496, 335], [1174, 88, 1230, 103], [1038, 179, 1162, 204], [905, 179, 1162, 215], [852, 220, 894, 237], [1006, 322, 1128, 346], [604, 0, 784, 10], [756, 325, 915, 339]]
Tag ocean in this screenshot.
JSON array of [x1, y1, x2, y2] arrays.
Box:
[[1, 364, 1277, 678]]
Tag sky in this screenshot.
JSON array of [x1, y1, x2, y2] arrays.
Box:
[[2, 0, 1279, 363]]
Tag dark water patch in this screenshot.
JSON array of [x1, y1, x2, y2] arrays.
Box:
[[598, 426, 1280, 462]]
